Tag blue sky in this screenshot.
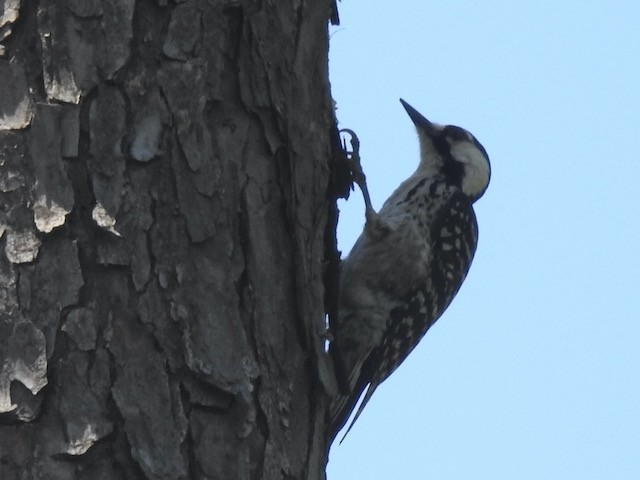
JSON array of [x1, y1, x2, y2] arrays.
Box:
[[327, 2, 640, 478]]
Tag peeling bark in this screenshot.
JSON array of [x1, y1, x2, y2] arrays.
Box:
[[0, 1, 347, 479]]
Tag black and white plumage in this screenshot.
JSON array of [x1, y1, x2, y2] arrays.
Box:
[[329, 99, 491, 442]]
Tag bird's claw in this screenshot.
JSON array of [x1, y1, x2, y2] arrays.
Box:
[[339, 129, 363, 184], [339, 128, 376, 220]]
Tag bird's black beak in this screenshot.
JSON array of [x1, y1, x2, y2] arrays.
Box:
[[400, 99, 436, 135]]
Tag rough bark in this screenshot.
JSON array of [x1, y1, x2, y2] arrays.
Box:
[[0, 1, 348, 479]]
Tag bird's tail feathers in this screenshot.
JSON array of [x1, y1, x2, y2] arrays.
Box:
[[328, 354, 379, 444], [337, 381, 379, 444], [328, 359, 366, 441]]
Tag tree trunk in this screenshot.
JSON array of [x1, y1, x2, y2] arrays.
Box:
[[0, 1, 347, 479]]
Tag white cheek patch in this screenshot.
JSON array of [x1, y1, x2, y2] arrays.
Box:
[[450, 142, 491, 199]]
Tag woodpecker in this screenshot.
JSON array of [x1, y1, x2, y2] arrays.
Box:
[[330, 99, 491, 442]]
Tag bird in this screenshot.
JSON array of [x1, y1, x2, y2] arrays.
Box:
[[329, 99, 491, 442]]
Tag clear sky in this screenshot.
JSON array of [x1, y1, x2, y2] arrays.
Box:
[[327, 2, 640, 479]]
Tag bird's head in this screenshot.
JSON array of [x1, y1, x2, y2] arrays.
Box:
[[400, 99, 491, 202]]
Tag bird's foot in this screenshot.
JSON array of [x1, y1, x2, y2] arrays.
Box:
[[339, 128, 377, 221]]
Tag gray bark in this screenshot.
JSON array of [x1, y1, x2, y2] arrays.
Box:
[[0, 1, 346, 479]]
